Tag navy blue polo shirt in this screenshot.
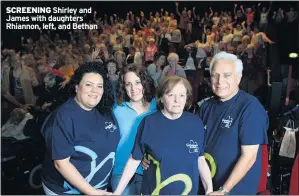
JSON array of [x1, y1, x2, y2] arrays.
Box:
[[132, 111, 205, 195], [198, 90, 268, 194], [41, 98, 120, 194]]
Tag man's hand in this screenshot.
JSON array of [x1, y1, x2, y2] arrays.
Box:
[[175, 2, 179, 7], [234, 4, 238, 7], [142, 157, 150, 170]]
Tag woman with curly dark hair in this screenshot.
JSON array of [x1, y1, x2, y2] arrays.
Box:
[[40, 61, 120, 195], [111, 63, 156, 195]]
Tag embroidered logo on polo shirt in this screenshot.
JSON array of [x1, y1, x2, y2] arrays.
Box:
[[186, 140, 199, 153], [105, 122, 117, 132], [221, 116, 233, 128]]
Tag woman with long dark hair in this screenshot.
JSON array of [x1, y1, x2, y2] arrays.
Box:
[[41, 61, 119, 195]]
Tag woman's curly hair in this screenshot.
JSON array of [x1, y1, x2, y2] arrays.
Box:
[[116, 63, 155, 105], [67, 61, 114, 116]]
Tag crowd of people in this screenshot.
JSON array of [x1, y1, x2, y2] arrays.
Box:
[[1, 1, 298, 195]]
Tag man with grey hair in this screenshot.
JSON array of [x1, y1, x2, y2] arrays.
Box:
[[199, 51, 268, 195]]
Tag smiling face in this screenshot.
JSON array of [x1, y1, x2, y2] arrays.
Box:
[[75, 73, 104, 111], [161, 82, 187, 117], [124, 72, 144, 103], [211, 60, 241, 102]]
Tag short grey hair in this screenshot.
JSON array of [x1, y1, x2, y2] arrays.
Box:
[[209, 52, 243, 75], [167, 52, 179, 62]]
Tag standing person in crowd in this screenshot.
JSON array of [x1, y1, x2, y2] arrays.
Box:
[[113, 76, 213, 195], [147, 51, 166, 87], [114, 51, 127, 70], [257, 2, 272, 32], [272, 8, 284, 24], [191, 7, 204, 43], [111, 63, 156, 195], [105, 58, 119, 101], [126, 47, 135, 64], [161, 52, 186, 80], [175, 2, 190, 44], [144, 38, 158, 65], [40, 62, 119, 195], [2, 52, 39, 105], [232, 22, 246, 48], [159, 27, 171, 55], [199, 52, 268, 195], [234, 4, 245, 24], [286, 7, 297, 23]]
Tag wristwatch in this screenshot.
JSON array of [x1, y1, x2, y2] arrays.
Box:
[[219, 187, 230, 195]]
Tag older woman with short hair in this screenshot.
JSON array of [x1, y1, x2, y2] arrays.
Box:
[[161, 52, 186, 81], [113, 76, 213, 195]]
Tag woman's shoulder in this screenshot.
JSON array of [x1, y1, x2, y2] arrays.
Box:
[[143, 110, 160, 121], [51, 99, 77, 117], [147, 63, 156, 70], [112, 102, 130, 113]]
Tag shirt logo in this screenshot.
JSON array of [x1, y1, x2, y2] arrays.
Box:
[[221, 116, 233, 128], [105, 122, 117, 132], [186, 140, 199, 153]]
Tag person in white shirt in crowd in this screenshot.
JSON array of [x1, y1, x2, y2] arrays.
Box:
[[258, 2, 272, 32], [161, 52, 186, 81]]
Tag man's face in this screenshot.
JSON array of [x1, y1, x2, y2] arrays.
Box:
[[211, 60, 242, 101]]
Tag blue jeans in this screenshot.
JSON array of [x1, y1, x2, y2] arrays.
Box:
[[111, 174, 142, 195]]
